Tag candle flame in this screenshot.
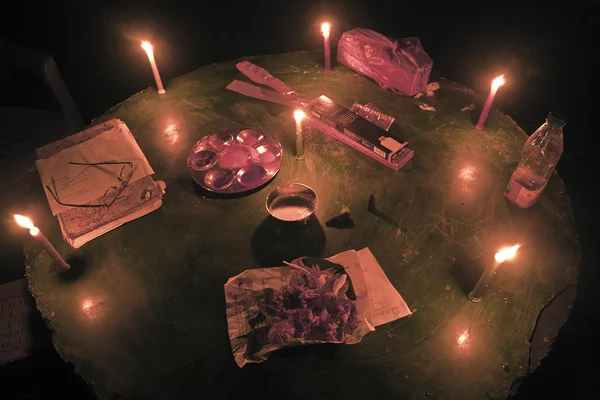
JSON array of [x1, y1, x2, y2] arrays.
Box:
[[492, 75, 505, 91], [294, 109, 306, 122], [321, 22, 330, 37], [14, 214, 34, 230], [495, 244, 520, 263], [141, 41, 153, 53]]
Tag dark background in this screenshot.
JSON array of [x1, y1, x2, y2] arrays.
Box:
[[1, 1, 597, 399], [1, 1, 593, 142]]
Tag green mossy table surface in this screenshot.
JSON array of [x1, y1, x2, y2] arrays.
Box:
[[20, 52, 579, 399]]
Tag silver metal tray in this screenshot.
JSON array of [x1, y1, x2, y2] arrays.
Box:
[[187, 126, 283, 194]]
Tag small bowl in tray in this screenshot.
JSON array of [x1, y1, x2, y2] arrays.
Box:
[[187, 126, 283, 194]]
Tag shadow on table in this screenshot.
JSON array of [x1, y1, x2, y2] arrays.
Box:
[[368, 207, 400, 229], [58, 254, 88, 282], [450, 252, 487, 296], [251, 216, 326, 267], [229, 344, 406, 400]]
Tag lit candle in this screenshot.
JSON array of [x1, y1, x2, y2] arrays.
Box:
[[294, 109, 306, 160], [141, 41, 166, 94], [321, 22, 331, 74], [14, 214, 70, 271], [468, 244, 520, 302], [475, 75, 505, 130]]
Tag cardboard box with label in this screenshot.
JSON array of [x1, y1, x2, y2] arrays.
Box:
[[307, 95, 407, 163]]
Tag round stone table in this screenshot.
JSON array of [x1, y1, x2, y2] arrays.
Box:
[[21, 52, 579, 400]]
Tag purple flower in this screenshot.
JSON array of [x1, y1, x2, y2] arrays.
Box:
[[307, 266, 326, 289], [318, 309, 330, 324], [262, 297, 286, 317], [289, 308, 314, 338], [267, 320, 295, 344], [253, 262, 360, 350], [327, 321, 341, 341]]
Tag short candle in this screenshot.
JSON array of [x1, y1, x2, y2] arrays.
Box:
[[468, 244, 520, 302], [321, 22, 332, 74], [14, 214, 70, 271], [141, 41, 166, 94], [475, 75, 505, 130], [294, 109, 306, 160]]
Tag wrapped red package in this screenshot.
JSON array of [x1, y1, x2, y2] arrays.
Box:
[[337, 28, 433, 96]]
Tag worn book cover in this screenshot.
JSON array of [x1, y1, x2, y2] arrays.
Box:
[[35, 119, 165, 248]]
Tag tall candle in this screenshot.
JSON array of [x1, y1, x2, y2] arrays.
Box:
[[141, 41, 166, 94], [475, 75, 505, 130], [321, 23, 331, 74], [294, 110, 306, 160], [14, 215, 70, 271], [468, 244, 520, 302]]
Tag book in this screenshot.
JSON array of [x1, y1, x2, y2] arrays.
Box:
[[35, 119, 165, 248]]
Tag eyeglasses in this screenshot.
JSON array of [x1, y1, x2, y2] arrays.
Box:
[[46, 161, 134, 208]]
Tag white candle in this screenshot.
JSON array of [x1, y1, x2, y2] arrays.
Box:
[[14, 215, 70, 271], [468, 244, 520, 302], [321, 23, 331, 74], [294, 110, 306, 160], [141, 41, 166, 94], [475, 75, 505, 130]]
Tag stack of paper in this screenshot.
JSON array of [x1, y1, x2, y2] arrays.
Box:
[[35, 119, 166, 248], [327, 248, 412, 327]]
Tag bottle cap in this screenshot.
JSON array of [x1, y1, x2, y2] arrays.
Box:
[[547, 112, 566, 127]]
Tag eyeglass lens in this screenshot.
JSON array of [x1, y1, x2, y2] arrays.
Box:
[[101, 164, 134, 205]]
